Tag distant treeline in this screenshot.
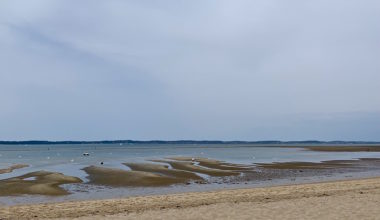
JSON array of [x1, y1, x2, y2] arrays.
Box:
[[0, 140, 379, 145]]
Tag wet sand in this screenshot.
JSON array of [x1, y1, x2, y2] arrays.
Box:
[[304, 145, 380, 152], [168, 157, 254, 171], [255, 160, 357, 169], [0, 164, 28, 174], [2, 177, 380, 219], [1, 157, 380, 198], [80, 157, 380, 190], [0, 171, 82, 196], [124, 162, 203, 180], [151, 159, 239, 176], [82, 166, 187, 187]]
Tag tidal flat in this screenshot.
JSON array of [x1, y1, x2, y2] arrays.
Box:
[[1, 144, 380, 205], [304, 145, 380, 152]]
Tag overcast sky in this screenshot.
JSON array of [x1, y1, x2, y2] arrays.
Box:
[[0, 0, 379, 141]]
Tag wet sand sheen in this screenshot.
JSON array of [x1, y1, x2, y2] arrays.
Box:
[[0, 171, 82, 196], [168, 157, 254, 171], [151, 159, 239, 176], [123, 163, 203, 180]]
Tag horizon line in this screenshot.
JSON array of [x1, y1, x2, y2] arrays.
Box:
[[1, 140, 380, 145]]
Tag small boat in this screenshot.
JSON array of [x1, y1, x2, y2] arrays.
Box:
[[83, 152, 90, 156]]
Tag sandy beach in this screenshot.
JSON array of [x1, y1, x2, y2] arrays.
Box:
[[1, 177, 380, 220]]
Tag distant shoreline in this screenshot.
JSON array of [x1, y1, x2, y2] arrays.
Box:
[[1, 140, 380, 145]]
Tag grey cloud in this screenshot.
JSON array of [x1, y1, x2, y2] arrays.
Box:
[[0, 0, 379, 140]]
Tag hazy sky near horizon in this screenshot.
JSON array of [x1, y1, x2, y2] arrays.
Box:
[[1, 0, 380, 141]]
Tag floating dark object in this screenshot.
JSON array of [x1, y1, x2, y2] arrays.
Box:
[[83, 152, 90, 156]]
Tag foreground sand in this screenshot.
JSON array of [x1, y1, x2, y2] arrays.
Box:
[[2, 177, 380, 220]]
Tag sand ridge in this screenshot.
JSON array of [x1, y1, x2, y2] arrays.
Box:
[[151, 159, 239, 176], [0, 171, 82, 196], [123, 162, 203, 180], [167, 157, 254, 171], [83, 158, 252, 187], [0, 164, 29, 174], [82, 165, 186, 187]]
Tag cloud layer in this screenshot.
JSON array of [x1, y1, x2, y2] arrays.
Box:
[[1, 0, 379, 141]]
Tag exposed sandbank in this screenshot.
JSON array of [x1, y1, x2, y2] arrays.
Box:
[[256, 160, 354, 169], [0, 164, 29, 174], [305, 145, 380, 152], [256, 158, 380, 169], [82, 166, 186, 187], [86, 159, 251, 188], [168, 157, 254, 171], [124, 162, 202, 180], [0, 171, 82, 196], [151, 159, 239, 176]]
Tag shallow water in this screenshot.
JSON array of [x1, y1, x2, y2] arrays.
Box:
[[1, 143, 380, 205]]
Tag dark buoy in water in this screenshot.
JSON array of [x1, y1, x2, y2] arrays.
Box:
[[83, 152, 90, 156], [100, 161, 104, 165]]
